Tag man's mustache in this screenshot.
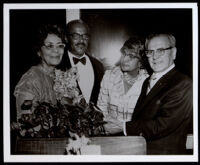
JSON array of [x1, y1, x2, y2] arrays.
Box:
[[75, 43, 86, 47]]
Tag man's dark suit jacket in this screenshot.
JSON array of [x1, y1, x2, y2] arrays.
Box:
[[126, 68, 193, 155], [56, 51, 104, 104]]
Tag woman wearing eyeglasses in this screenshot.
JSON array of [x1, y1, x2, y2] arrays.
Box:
[[14, 24, 66, 120], [97, 36, 149, 135]]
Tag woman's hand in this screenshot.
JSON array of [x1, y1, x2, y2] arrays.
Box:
[[103, 116, 124, 135]]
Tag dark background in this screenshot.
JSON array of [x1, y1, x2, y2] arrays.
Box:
[[10, 10, 66, 122], [10, 9, 192, 123], [81, 9, 192, 74]]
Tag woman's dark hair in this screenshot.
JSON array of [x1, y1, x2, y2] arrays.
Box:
[[120, 36, 147, 68], [34, 24, 66, 54], [119, 36, 152, 74], [120, 36, 144, 57]]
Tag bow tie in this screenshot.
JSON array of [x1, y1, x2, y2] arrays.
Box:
[[73, 57, 86, 65]]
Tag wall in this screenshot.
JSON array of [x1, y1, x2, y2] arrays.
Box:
[[9, 9, 193, 122], [10, 9, 67, 122], [81, 9, 193, 77]]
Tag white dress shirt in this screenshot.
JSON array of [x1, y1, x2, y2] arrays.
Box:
[[68, 51, 94, 103], [146, 64, 175, 94]]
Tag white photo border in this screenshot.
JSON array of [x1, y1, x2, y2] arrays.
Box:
[[3, 3, 198, 162]]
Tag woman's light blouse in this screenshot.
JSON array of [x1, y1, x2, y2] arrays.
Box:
[[97, 66, 149, 122]]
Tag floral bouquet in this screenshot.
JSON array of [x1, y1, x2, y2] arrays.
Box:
[[11, 67, 106, 154], [11, 101, 106, 137], [54, 67, 83, 105]]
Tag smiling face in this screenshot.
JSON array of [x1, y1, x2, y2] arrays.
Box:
[[38, 34, 65, 67], [146, 35, 176, 73], [120, 48, 141, 72], [67, 23, 89, 57]]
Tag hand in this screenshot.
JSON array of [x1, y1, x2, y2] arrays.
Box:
[[104, 123, 123, 135], [103, 117, 124, 135], [60, 97, 73, 105], [11, 122, 21, 130]]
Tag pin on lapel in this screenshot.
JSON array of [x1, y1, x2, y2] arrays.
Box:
[[156, 100, 161, 105]]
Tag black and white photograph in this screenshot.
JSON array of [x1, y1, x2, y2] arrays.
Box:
[[3, 2, 198, 162]]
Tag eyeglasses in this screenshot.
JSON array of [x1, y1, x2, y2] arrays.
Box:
[[43, 43, 66, 50], [145, 47, 173, 58], [122, 53, 140, 60], [69, 33, 89, 40]]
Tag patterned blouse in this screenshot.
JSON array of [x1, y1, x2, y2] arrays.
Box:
[[14, 65, 57, 120], [97, 66, 149, 123]]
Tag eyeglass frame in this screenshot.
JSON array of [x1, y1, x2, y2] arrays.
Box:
[[121, 52, 141, 60], [120, 48, 141, 60], [42, 43, 66, 50], [145, 46, 173, 58], [68, 33, 90, 40]]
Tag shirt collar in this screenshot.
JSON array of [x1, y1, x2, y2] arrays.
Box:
[[68, 51, 87, 66], [151, 63, 175, 80]]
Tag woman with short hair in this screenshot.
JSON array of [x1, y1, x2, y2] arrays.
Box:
[[97, 36, 149, 135], [14, 24, 66, 120]]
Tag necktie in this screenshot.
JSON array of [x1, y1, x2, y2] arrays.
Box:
[[73, 57, 86, 65], [147, 74, 157, 94]]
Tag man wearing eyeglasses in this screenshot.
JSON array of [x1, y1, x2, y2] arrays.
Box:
[[125, 33, 193, 154], [57, 19, 104, 104]]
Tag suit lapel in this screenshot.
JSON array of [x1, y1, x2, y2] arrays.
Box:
[[87, 54, 98, 102], [134, 68, 177, 116], [133, 78, 149, 116], [57, 51, 102, 104], [65, 52, 72, 69], [68, 52, 96, 102], [87, 55, 97, 83], [86, 54, 104, 104]]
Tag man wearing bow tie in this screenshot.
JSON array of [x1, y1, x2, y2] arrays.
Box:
[[57, 19, 104, 104], [124, 33, 193, 154]]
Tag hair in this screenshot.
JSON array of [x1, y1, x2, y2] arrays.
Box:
[[120, 36, 144, 57], [66, 19, 90, 35], [145, 33, 176, 49], [119, 36, 149, 70], [34, 24, 66, 54]]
